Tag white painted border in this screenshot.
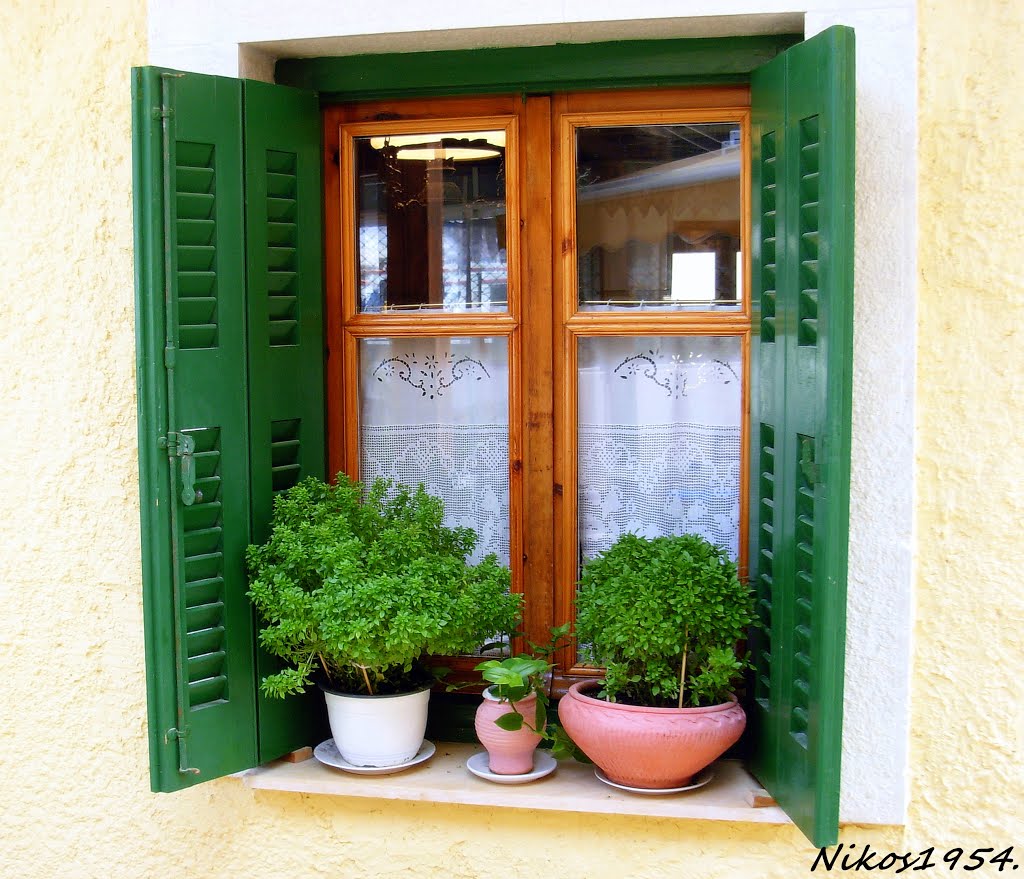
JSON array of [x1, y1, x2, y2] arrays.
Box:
[[147, 0, 916, 825]]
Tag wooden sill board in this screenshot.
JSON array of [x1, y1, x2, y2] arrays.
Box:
[[237, 743, 790, 824]]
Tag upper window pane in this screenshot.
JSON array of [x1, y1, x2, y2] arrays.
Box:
[[576, 123, 742, 312], [355, 131, 508, 314]]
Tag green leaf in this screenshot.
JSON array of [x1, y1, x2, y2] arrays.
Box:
[[495, 712, 525, 731]]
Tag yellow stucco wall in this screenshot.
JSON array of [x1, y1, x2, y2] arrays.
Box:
[[913, 0, 1024, 848], [0, 0, 1021, 876]]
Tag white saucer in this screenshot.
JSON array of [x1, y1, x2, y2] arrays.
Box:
[[466, 750, 558, 784], [314, 738, 436, 775], [593, 765, 714, 795]]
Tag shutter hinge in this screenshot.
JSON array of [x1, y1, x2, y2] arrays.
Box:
[[152, 106, 175, 120], [160, 432, 202, 506], [164, 344, 176, 369], [165, 728, 201, 776]]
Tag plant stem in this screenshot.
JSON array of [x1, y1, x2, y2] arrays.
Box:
[[356, 663, 374, 696], [678, 628, 689, 709], [318, 653, 333, 686]]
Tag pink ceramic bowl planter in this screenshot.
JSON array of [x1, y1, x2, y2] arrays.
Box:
[[558, 680, 746, 789], [474, 688, 543, 774]]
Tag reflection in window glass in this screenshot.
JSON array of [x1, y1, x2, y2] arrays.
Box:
[[576, 123, 742, 311], [356, 132, 508, 313], [670, 251, 716, 302]]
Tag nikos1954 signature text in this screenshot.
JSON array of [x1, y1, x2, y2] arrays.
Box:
[[811, 844, 1019, 872]]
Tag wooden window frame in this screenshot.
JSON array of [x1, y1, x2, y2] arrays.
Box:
[[551, 90, 752, 687], [323, 86, 752, 691]]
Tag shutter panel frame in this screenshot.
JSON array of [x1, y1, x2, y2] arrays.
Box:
[[242, 79, 329, 762], [748, 25, 856, 847], [134, 65, 177, 793]]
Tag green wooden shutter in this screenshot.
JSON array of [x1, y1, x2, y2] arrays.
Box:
[[748, 25, 855, 847], [242, 80, 328, 761], [133, 68, 326, 789], [133, 67, 258, 791]]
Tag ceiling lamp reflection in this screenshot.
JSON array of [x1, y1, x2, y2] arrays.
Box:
[[370, 130, 505, 162]]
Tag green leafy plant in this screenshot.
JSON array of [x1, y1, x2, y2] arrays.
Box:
[[247, 475, 521, 698], [476, 655, 550, 711], [473, 624, 588, 761], [575, 533, 755, 708]]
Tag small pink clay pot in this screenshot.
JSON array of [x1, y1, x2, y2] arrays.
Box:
[[558, 680, 746, 789], [474, 687, 543, 775]]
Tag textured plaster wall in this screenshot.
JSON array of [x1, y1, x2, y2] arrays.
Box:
[[913, 0, 1024, 848], [0, 1, 1021, 878]]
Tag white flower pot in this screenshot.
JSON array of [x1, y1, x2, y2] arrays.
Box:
[[322, 685, 431, 767]]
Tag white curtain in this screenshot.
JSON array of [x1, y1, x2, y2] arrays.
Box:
[[578, 336, 742, 561], [358, 334, 742, 568], [359, 336, 510, 565]]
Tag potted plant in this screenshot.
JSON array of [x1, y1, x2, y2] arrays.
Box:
[[559, 533, 755, 789], [472, 624, 581, 775], [247, 475, 520, 768]]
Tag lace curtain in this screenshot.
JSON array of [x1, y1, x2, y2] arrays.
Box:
[[358, 335, 741, 568], [359, 336, 510, 565], [578, 336, 742, 561]]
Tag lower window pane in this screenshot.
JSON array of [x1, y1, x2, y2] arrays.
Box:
[[577, 335, 742, 564], [359, 336, 510, 566]]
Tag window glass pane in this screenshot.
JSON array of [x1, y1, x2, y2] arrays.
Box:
[[576, 123, 742, 311], [355, 131, 508, 313], [577, 335, 742, 565], [359, 336, 510, 565]]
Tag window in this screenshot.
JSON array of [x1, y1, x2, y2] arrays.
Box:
[[132, 25, 853, 847], [323, 91, 750, 687]]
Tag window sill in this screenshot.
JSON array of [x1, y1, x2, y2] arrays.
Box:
[[236, 742, 791, 824]]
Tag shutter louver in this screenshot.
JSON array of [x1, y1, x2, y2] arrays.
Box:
[[266, 150, 302, 347], [175, 142, 219, 349], [748, 26, 855, 847], [270, 419, 303, 492], [752, 422, 776, 713], [182, 426, 228, 708]]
